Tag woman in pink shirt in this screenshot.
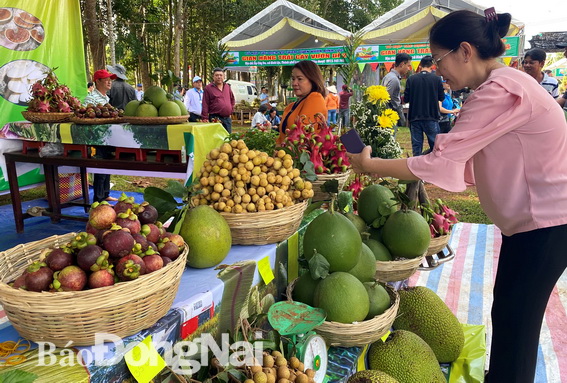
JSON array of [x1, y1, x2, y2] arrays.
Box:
[[349, 10, 567, 383]]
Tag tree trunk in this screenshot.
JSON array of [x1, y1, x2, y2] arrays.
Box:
[[84, 0, 105, 71], [106, 0, 115, 65], [173, 0, 183, 79]]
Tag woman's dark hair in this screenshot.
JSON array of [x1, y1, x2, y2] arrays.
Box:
[[258, 104, 270, 113], [429, 10, 512, 59], [293, 60, 326, 96]]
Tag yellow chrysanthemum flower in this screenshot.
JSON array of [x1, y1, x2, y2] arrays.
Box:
[[366, 85, 390, 105], [377, 109, 400, 128]]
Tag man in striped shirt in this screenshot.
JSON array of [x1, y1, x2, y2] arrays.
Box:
[[523, 48, 559, 98]]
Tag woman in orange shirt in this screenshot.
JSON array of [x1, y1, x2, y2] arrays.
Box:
[[325, 85, 339, 124], [277, 60, 327, 145]]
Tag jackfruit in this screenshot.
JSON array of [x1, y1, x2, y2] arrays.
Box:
[[347, 370, 399, 383], [368, 330, 446, 383], [393, 286, 464, 363]]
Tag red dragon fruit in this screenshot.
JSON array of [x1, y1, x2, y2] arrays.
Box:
[[52, 86, 66, 100], [57, 100, 72, 113], [309, 146, 328, 173], [35, 99, 51, 113], [31, 83, 48, 98]]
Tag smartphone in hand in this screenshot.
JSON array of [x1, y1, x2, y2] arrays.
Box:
[[340, 129, 366, 154]]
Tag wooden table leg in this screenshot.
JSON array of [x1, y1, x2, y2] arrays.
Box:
[[80, 167, 89, 212], [43, 165, 61, 223], [6, 157, 24, 233]]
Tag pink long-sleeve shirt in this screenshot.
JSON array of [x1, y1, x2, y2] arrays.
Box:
[[408, 67, 567, 236]]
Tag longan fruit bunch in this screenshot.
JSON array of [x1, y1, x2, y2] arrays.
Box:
[[245, 351, 317, 383], [192, 140, 314, 213]]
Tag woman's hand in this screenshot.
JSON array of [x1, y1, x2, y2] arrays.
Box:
[[348, 146, 373, 174]]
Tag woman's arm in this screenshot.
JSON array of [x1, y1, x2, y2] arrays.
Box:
[[349, 146, 419, 181]]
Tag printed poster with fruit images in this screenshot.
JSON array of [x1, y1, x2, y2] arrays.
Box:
[[0, 0, 87, 191]]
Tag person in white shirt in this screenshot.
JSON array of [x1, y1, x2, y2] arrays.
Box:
[[251, 104, 271, 129], [185, 76, 204, 122]]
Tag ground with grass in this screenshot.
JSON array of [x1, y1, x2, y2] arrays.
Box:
[[1, 124, 491, 224]]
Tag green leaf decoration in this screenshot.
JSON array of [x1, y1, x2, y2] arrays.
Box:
[[320, 179, 339, 194], [171, 205, 189, 234], [308, 251, 330, 280], [143, 187, 181, 216], [338, 191, 354, 213], [216, 371, 229, 383], [299, 151, 310, 165], [227, 369, 248, 382], [165, 180, 189, 199], [0, 370, 38, 383]]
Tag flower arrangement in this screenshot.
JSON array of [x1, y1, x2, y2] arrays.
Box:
[[350, 85, 403, 159], [282, 113, 350, 175], [421, 199, 459, 238]]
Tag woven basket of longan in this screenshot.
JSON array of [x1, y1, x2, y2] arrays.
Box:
[[193, 141, 314, 245]]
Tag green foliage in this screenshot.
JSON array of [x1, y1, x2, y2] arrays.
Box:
[[337, 31, 364, 87], [227, 129, 279, 155], [210, 43, 231, 75], [0, 370, 37, 383]]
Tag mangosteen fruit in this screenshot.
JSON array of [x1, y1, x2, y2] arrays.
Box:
[[113, 193, 136, 214], [45, 248, 74, 271], [11, 271, 28, 289], [25, 262, 54, 292], [88, 268, 115, 289], [137, 202, 159, 225], [141, 223, 161, 243], [159, 241, 180, 261], [147, 242, 158, 252], [115, 254, 146, 281], [132, 233, 149, 252], [69, 232, 97, 251], [52, 266, 87, 291], [143, 254, 164, 273], [77, 245, 110, 272], [102, 225, 135, 259], [166, 233, 185, 249], [89, 201, 117, 230], [115, 210, 141, 234], [161, 256, 173, 266]]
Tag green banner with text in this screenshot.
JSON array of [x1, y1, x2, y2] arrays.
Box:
[[0, 0, 87, 124], [225, 37, 520, 67]]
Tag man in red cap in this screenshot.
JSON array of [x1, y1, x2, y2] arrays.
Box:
[[85, 69, 116, 106], [84, 69, 118, 202]]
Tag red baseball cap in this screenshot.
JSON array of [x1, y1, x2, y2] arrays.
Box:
[[93, 69, 117, 81]]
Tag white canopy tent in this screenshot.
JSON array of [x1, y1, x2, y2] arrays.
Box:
[[360, 0, 524, 44], [220, 0, 351, 51]]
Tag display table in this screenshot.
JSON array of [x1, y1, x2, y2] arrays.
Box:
[[0, 121, 228, 192]]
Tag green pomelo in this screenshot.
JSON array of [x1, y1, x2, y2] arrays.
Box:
[[135, 103, 158, 117], [174, 99, 188, 115], [364, 282, 391, 319], [364, 238, 393, 261], [382, 210, 431, 259], [344, 212, 367, 238], [368, 330, 447, 383], [347, 243, 377, 282], [303, 211, 362, 272], [124, 100, 140, 116], [347, 370, 399, 383], [314, 272, 369, 323], [159, 101, 182, 116], [393, 286, 464, 363], [144, 85, 168, 109], [180, 205, 232, 268], [292, 272, 320, 306], [357, 184, 397, 227]]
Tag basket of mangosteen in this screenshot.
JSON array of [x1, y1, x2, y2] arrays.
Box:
[[0, 195, 187, 347]]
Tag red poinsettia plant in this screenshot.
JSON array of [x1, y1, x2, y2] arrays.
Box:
[[421, 199, 459, 238], [282, 113, 350, 174]]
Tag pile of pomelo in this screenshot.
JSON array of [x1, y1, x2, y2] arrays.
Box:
[[293, 184, 432, 324], [123, 85, 188, 117]]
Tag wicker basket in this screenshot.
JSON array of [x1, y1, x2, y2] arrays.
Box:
[[70, 116, 123, 125], [220, 200, 308, 245], [0, 233, 187, 346], [311, 170, 352, 202], [122, 115, 189, 125], [314, 284, 399, 347], [426, 235, 450, 256], [375, 254, 425, 282], [22, 111, 74, 123]]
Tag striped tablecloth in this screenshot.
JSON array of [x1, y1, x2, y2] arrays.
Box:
[[410, 223, 567, 383]]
